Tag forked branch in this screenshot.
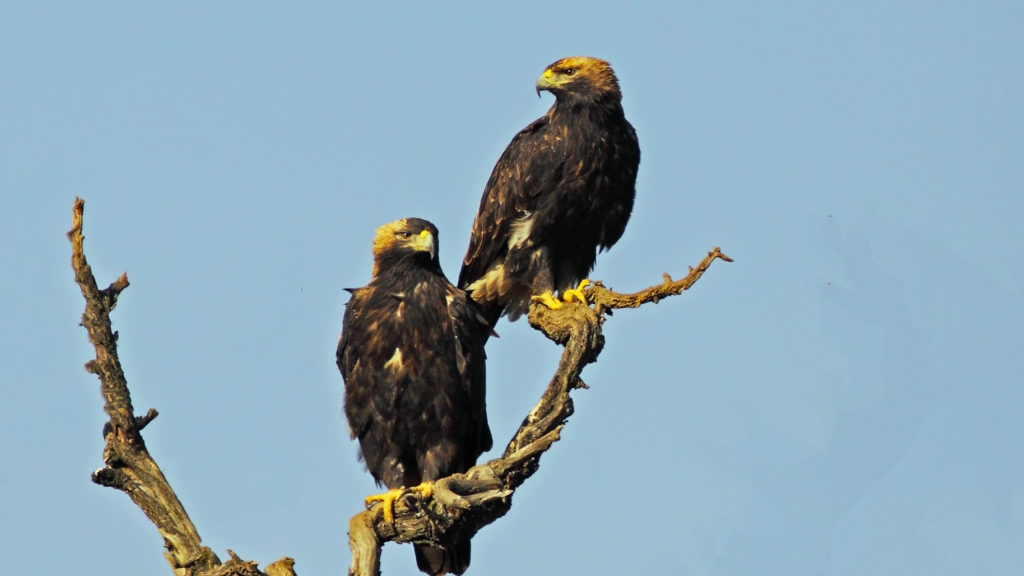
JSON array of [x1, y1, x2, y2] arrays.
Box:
[[588, 246, 734, 312], [69, 199, 294, 576], [347, 247, 732, 576], [69, 197, 730, 576]]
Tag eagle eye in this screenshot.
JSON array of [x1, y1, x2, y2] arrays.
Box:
[[396, 231, 413, 239], [563, 68, 577, 76]]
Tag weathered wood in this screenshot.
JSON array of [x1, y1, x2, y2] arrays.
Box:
[[586, 247, 734, 313], [70, 199, 293, 576], [69, 197, 729, 576], [345, 245, 732, 576]]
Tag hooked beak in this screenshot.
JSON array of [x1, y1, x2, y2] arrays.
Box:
[[414, 229, 436, 260], [535, 68, 554, 97]]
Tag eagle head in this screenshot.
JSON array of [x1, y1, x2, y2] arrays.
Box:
[[371, 218, 439, 276], [535, 56, 622, 103]]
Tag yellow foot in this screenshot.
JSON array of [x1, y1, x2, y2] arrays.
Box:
[[408, 481, 434, 499], [531, 291, 564, 310], [364, 482, 435, 523], [365, 488, 404, 524], [561, 279, 591, 304]]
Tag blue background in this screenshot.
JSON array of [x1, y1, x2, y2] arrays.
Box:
[[2, 2, 1022, 574]]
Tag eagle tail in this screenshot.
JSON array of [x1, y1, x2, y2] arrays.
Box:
[[414, 540, 470, 576], [479, 301, 504, 331]]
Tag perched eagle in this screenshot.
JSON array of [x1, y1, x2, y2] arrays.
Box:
[[458, 56, 641, 327], [337, 218, 492, 576]]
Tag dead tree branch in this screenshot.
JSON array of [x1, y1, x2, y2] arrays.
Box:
[[347, 247, 733, 576], [69, 198, 295, 576], [587, 246, 734, 313], [69, 197, 729, 576]]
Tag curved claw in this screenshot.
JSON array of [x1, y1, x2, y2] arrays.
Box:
[[561, 279, 591, 304], [365, 488, 404, 524], [364, 482, 435, 524], [408, 481, 434, 499], [531, 291, 564, 310]]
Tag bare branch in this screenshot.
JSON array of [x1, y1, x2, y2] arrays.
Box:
[[346, 247, 731, 575], [263, 557, 297, 576], [70, 198, 219, 575], [70, 197, 728, 576], [70, 198, 293, 576], [587, 246, 734, 313]]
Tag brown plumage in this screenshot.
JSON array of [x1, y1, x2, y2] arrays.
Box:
[[458, 56, 641, 327], [337, 218, 492, 575]]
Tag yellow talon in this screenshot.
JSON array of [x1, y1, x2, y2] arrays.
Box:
[[561, 279, 591, 304], [409, 481, 434, 499], [364, 482, 436, 524], [364, 488, 404, 524], [531, 291, 564, 310]]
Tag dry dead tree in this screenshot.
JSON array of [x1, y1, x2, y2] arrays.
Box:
[[69, 197, 731, 576], [69, 198, 294, 576]]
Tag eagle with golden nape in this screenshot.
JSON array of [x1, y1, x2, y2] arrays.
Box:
[[337, 218, 492, 576], [458, 56, 641, 328]]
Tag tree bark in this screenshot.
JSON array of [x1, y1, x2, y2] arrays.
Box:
[[69, 197, 730, 576], [346, 247, 732, 576], [69, 198, 296, 576]]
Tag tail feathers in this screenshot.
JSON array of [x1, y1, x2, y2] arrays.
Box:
[[480, 301, 504, 331], [414, 540, 470, 576]]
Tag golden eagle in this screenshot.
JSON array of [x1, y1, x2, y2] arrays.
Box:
[[337, 218, 492, 575], [458, 56, 641, 326]]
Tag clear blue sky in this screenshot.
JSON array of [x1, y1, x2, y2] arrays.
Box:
[[3, 2, 1022, 575]]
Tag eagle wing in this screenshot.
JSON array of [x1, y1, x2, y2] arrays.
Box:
[[458, 115, 564, 289], [336, 286, 375, 442], [446, 286, 493, 457]]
